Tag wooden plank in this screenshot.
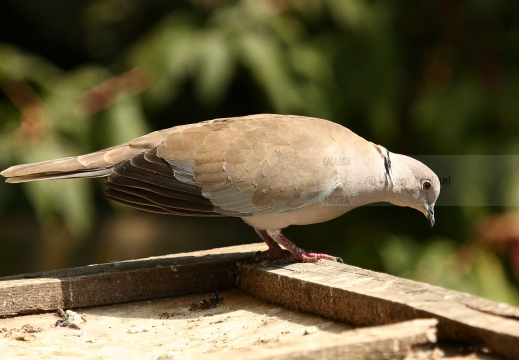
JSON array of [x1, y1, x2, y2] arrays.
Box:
[[194, 318, 439, 360], [0, 289, 356, 359], [2, 243, 519, 359], [0, 289, 498, 360], [237, 260, 519, 360], [0, 244, 264, 317]]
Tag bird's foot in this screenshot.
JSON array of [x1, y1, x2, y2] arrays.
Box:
[[296, 250, 344, 263], [254, 229, 343, 263]]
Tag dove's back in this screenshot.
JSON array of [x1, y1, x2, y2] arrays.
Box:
[[1, 114, 348, 183], [1, 114, 365, 219]]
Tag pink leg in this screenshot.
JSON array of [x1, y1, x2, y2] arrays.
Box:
[[255, 229, 343, 263], [255, 229, 293, 260]]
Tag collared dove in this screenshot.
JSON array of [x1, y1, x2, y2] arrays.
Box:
[[1, 114, 440, 262]]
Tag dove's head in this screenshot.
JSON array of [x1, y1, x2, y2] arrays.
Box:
[[389, 153, 440, 228]]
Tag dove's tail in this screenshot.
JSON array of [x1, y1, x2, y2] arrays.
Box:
[[2, 129, 167, 183], [1, 143, 135, 183]]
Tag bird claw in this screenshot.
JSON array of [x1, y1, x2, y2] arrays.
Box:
[[272, 233, 342, 263], [254, 229, 343, 264], [299, 251, 343, 263]]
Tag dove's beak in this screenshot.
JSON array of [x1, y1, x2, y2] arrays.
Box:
[[426, 203, 435, 228]]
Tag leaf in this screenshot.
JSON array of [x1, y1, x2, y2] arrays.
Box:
[[194, 31, 234, 105], [126, 13, 199, 107], [238, 32, 301, 113], [103, 96, 150, 146]]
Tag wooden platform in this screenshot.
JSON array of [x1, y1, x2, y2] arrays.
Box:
[[1, 243, 518, 359]]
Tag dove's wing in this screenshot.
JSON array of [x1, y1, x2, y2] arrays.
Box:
[[103, 114, 346, 217]]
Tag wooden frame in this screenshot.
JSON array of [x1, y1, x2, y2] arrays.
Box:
[[1, 243, 518, 359]]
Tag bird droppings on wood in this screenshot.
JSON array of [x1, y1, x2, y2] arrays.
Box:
[[3, 324, 42, 342], [189, 293, 223, 311], [303, 326, 319, 335], [158, 312, 171, 319], [54, 307, 84, 330], [127, 324, 150, 334], [20, 324, 43, 333], [4, 331, 37, 342], [0, 290, 355, 359]]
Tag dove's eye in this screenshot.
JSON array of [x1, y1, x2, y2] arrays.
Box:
[[422, 180, 432, 191]]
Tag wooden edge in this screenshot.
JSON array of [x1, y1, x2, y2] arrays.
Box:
[[192, 318, 438, 360], [0, 243, 265, 317], [2, 243, 518, 359], [236, 260, 519, 360]]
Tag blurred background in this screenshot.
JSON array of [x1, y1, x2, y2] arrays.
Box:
[[1, 0, 519, 305]]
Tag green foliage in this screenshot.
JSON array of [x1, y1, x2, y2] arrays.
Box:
[[1, 0, 519, 304], [378, 234, 519, 305]]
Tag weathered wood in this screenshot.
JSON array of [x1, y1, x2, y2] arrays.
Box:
[[194, 318, 439, 360], [0, 290, 357, 359], [237, 260, 519, 360], [0, 244, 264, 316], [0, 290, 497, 360], [1, 243, 518, 359]]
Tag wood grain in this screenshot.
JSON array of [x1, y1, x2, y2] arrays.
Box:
[[193, 318, 438, 360], [0, 244, 263, 316], [1, 243, 519, 359], [237, 259, 519, 360]]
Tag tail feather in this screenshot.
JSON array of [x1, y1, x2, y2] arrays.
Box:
[[3, 168, 113, 183], [1, 129, 167, 183], [1, 144, 137, 183]]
